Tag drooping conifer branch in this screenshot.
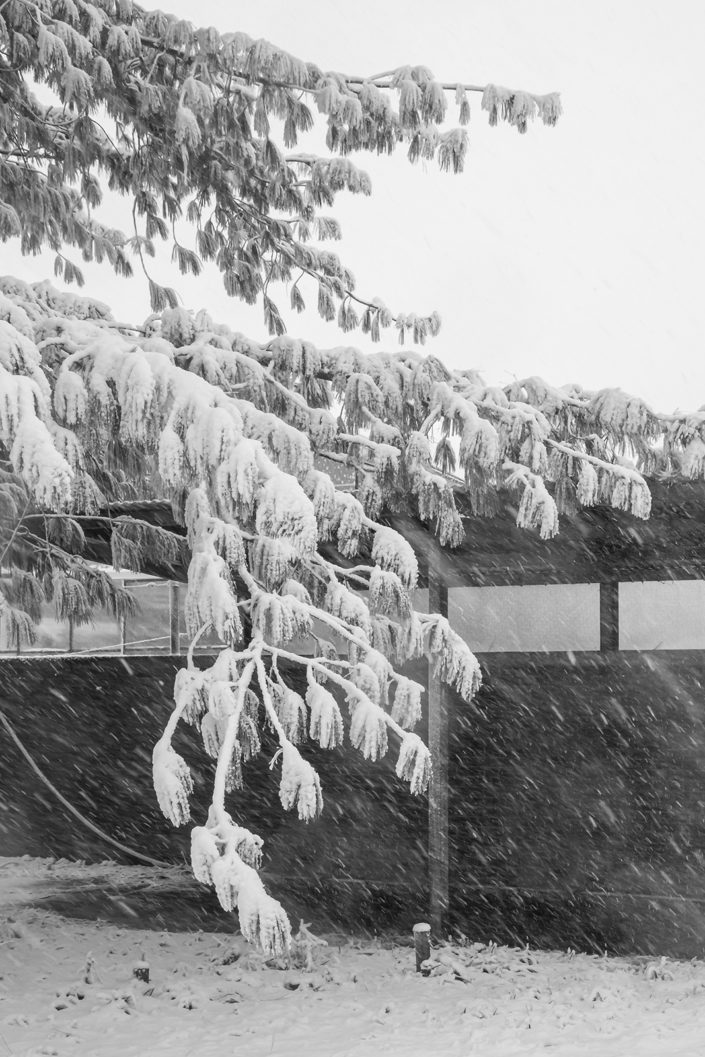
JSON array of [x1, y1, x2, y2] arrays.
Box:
[[4, 268, 703, 951], [0, 1, 559, 335]]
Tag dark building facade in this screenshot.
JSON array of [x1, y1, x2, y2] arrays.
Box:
[[3, 481, 705, 955]]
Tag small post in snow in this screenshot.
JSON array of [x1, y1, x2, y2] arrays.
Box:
[[413, 922, 431, 974], [132, 950, 150, 983]]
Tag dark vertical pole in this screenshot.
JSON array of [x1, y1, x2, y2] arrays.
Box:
[[169, 582, 180, 655], [428, 570, 449, 939], [600, 580, 620, 652], [412, 922, 431, 972]]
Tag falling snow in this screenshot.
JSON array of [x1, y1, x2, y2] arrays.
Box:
[[2, 858, 705, 1057]]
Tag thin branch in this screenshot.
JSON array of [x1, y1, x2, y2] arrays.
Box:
[[259, 642, 408, 742], [0, 495, 30, 567], [545, 438, 648, 480], [212, 655, 256, 818]]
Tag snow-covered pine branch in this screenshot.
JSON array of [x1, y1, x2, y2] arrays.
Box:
[[4, 276, 704, 951], [0, 4, 560, 339]]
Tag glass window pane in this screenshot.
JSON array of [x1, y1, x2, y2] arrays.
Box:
[[17, 601, 70, 654], [412, 588, 429, 614], [124, 582, 170, 653], [177, 586, 224, 654], [71, 609, 121, 654], [449, 583, 600, 652], [179, 628, 230, 653], [620, 581, 705, 650]]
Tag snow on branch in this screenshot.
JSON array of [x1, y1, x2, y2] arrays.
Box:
[[0, 592, 37, 651], [481, 85, 562, 133], [1, 276, 695, 957], [153, 740, 194, 827], [546, 440, 652, 521], [276, 742, 323, 821], [504, 460, 560, 539], [424, 615, 482, 703], [0, 1, 561, 344], [1, 363, 74, 510], [396, 733, 433, 795], [371, 526, 419, 589], [306, 677, 344, 749]]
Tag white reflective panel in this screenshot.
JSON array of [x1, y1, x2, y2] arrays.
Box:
[[411, 588, 429, 614], [125, 581, 171, 653], [619, 580, 705, 650], [449, 583, 600, 652]]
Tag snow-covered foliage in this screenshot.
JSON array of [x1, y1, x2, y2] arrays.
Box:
[[0, 2, 560, 340], [3, 280, 700, 949], [1, 2, 691, 957]]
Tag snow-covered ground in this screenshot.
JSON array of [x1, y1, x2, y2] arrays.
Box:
[[1, 857, 704, 1057]]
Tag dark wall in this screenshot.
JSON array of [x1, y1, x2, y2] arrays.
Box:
[[4, 651, 705, 955], [0, 656, 427, 931], [393, 479, 705, 587], [449, 651, 705, 957]]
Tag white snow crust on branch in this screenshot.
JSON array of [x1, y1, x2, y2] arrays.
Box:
[[1, 277, 698, 954]]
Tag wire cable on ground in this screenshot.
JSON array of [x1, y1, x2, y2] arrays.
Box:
[[0, 706, 170, 870], [3, 706, 704, 909]]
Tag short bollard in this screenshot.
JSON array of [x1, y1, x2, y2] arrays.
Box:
[[132, 958, 150, 983], [413, 922, 431, 974]]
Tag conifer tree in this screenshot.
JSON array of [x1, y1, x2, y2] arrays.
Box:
[[3, 1, 691, 954]]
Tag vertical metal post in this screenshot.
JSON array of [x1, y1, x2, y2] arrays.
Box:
[[169, 582, 180, 655], [413, 922, 431, 973], [428, 570, 449, 939], [119, 578, 127, 655], [600, 580, 620, 652]]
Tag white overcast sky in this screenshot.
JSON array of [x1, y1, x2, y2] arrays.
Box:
[[8, 0, 705, 412]]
